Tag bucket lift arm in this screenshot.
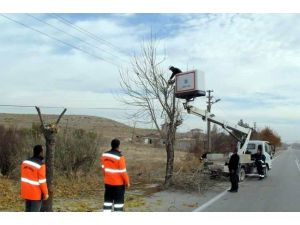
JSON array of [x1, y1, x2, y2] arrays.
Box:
[[184, 102, 252, 155]]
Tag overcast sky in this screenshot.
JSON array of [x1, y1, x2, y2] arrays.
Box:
[[0, 13, 299, 142]]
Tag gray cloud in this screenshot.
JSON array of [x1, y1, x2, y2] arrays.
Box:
[[0, 13, 299, 142]]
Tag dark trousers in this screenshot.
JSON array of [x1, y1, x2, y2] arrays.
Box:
[[229, 170, 239, 191], [255, 161, 264, 177], [103, 184, 125, 212], [25, 200, 42, 212]]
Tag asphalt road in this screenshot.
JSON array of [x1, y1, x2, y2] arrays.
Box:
[[194, 147, 300, 212]]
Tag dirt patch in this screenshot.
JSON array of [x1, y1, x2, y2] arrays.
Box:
[[128, 179, 229, 212]]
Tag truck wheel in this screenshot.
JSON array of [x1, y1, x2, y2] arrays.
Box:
[[239, 168, 246, 182]]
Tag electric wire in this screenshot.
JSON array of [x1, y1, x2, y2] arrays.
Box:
[[0, 14, 121, 68], [49, 14, 131, 59], [26, 14, 128, 65], [0, 104, 136, 111]]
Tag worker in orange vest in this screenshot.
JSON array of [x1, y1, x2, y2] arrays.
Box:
[[101, 139, 130, 212], [21, 145, 49, 212]]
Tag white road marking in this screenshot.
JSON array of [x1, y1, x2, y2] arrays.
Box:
[[193, 189, 229, 212], [295, 159, 300, 173]]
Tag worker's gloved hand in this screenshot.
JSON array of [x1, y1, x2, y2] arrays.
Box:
[[168, 79, 175, 85], [126, 183, 131, 189], [44, 194, 49, 200]]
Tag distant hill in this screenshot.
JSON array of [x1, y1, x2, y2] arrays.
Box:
[[0, 113, 155, 142]]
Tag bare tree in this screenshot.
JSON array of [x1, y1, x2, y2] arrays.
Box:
[[35, 107, 67, 211], [119, 39, 182, 187]]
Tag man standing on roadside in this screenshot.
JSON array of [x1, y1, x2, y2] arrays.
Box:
[[228, 147, 240, 193], [21, 145, 49, 212], [101, 139, 130, 212]]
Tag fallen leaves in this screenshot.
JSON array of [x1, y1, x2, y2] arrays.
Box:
[[0, 177, 23, 211]]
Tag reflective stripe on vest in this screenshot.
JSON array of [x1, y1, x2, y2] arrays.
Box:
[[21, 177, 39, 186], [21, 177, 46, 185], [104, 168, 126, 173], [102, 153, 120, 160], [39, 179, 47, 183], [23, 160, 41, 169]]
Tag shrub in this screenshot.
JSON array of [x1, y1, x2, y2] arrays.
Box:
[[0, 126, 30, 177], [55, 129, 102, 178]]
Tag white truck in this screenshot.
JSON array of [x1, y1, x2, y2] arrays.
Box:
[[173, 69, 273, 181], [185, 103, 273, 181], [238, 140, 273, 180]]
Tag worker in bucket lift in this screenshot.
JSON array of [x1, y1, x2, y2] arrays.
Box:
[[101, 139, 130, 212], [228, 147, 240, 193], [254, 145, 266, 180], [168, 66, 182, 84]]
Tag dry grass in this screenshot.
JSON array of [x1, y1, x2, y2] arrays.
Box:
[[122, 144, 188, 184], [0, 177, 23, 211], [121, 144, 215, 193], [0, 113, 219, 211], [0, 143, 214, 212]]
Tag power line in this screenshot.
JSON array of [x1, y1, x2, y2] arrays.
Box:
[[0, 104, 35, 108], [0, 104, 136, 111], [26, 14, 129, 65], [0, 14, 121, 68], [49, 14, 131, 58]]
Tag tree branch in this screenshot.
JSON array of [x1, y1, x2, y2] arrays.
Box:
[[35, 106, 45, 130], [56, 108, 67, 125]]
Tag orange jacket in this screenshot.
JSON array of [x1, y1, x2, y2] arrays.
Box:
[[101, 149, 130, 186], [20, 157, 48, 200]]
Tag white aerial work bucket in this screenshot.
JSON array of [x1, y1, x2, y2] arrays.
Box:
[[175, 70, 206, 100]]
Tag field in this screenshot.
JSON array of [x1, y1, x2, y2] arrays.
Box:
[[0, 113, 218, 212], [0, 143, 211, 212], [0, 113, 154, 143]]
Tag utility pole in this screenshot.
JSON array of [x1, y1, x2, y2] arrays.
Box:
[[207, 90, 213, 153], [131, 121, 136, 143], [206, 90, 221, 153]]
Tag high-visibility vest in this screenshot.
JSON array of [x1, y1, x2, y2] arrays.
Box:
[[101, 149, 130, 186], [20, 157, 48, 200]]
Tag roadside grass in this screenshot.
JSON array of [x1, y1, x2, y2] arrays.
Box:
[[0, 145, 211, 211]]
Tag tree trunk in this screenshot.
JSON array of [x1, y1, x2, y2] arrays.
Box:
[[164, 126, 176, 187], [165, 143, 174, 187], [41, 132, 56, 212]]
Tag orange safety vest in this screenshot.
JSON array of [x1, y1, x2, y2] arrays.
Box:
[[20, 157, 48, 200], [101, 149, 130, 186]]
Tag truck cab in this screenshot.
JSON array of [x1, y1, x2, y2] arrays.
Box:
[[246, 140, 273, 170], [231, 140, 273, 181], [221, 140, 273, 181]]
